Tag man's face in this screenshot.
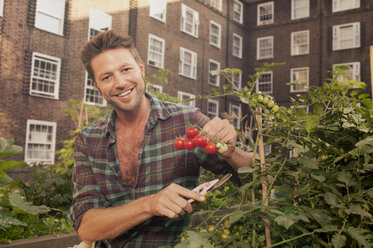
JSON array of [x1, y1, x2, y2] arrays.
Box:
[[91, 48, 146, 114]]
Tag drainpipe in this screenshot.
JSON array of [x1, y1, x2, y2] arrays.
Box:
[[224, 0, 231, 113], [319, 0, 323, 86]]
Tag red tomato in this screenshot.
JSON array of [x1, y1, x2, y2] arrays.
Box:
[[174, 138, 185, 150], [204, 142, 217, 154], [193, 135, 208, 147], [184, 139, 196, 150], [186, 127, 199, 139]]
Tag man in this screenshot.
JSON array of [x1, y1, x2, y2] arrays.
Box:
[[68, 30, 253, 247]]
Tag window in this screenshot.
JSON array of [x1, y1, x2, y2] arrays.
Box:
[[35, 0, 65, 35], [333, 22, 360, 51], [181, 4, 199, 37], [209, 59, 220, 86], [25, 120, 56, 164], [291, 67, 309, 92], [233, 0, 243, 24], [85, 8, 111, 105], [178, 91, 195, 107], [0, 0, 4, 16], [207, 99, 219, 119], [230, 104, 241, 129], [147, 84, 163, 93], [257, 2, 274, 25], [148, 34, 165, 68], [333, 0, 360, 12], [30, 52, 61, 99], [179, 47, 197, 79], [88, 8, 112, 40], [150, 0, 167, 22], [210, 21, 221, 48], [233, 33, 243, 58], [291, 30, 309, 55], [292, 0, 309, 19], [211, 0, 222, 11], [257, 36, 273, 60], [233, 71, 242, 89], [256, 71, 272, 94], [333, 62, 360, 87]]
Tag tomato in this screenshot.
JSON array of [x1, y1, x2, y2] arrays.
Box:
[[193, 135, 208, 147], [174, 138, 185, 150], [184, 139, 196, 150], [204, 142, 217, 154], [267, 100, 275, 108], [217, 143, 228, 153], [186, 127, 199, 139], [272, 105, 279, 112], [208, 225, 215, 232]]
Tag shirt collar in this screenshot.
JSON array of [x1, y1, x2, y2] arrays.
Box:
[[105, 92, 172, 141]]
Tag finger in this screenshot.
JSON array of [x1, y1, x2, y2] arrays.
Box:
[[169, 184, 206, 202]]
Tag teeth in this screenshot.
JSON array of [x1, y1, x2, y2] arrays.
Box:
[[118, 89, 132, 97]]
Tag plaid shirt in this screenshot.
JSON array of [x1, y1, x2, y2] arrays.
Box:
[[67, 94, 235, 248]]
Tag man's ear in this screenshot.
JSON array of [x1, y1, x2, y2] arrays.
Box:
[[138, 60, 145, 78]]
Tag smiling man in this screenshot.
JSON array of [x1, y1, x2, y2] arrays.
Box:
[[68, 30, 253, 248]]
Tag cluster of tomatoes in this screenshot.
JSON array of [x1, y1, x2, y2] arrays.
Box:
[[174, 127, 228, 154]]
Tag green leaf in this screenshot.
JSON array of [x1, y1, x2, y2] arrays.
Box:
[[314, 225, 338, 233], [223, 84, 231, 90], [312, 102, 324, 115], [311, 174, 326, 182], [274, 215, 295, 230], [0, 211, 27, 229], [298, 157, 318, 169], [0, 138, 23, 159], [0, 171, 13, 184], [227, 211, 246, 226], [336, 170, 352, 186], [184, 231, 214, 248], [345, 205, 372, 218], [331, 233, 346, 248], [9, 192, 50, 215], [324, 192, 340, 208], [347, 227, 372, 248], [304, 115, 319, 133], [0, 161, 26, 172]]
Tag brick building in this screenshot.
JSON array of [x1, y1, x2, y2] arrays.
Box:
[[0, 0, 372, 165]]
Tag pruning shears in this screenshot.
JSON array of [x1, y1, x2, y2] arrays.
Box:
[[188, 173, 232, 203]]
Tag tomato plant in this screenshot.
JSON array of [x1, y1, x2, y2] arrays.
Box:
[[176, 65, 373, 248]]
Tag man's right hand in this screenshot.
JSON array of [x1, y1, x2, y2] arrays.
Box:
[[148, 183, 205, 219]]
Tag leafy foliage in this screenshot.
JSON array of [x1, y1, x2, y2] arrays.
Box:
[[179, 66, 373, 247]]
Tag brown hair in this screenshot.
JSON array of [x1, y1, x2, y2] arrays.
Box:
[[80, 30, 142, 81]]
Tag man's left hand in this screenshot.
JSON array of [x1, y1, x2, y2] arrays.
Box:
[[202, 117, 237, 158]]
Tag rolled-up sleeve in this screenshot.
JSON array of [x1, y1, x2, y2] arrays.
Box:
[[67, 132, 110, 231]]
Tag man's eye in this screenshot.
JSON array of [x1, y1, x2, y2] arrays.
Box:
[[101, 75, 110, 81], [122, 67, 131, 72]]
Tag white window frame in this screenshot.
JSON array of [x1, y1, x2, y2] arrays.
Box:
[[208, 59, 220, 87], [333, 62, 360, 88], [233, 33, 243, 58], [207, 99, 219, 119], [233, 71, 242, 89], [230, 104, 241, 129], [0, 0, 4, 17], [29, 52, 61, 99], [291, 30, 309, 56], [257, 36, 273, 60], [84, 73, 106, 106], [147, 34, 165, 69], [210, 20, 221, 48], [290, 67, 309, 93], [291, 0, 309, 20], [332, 0, 360, 12], [149, 0, 167, 22], [180, 4, 199, 38], [211, 0, 222, 11], [149, 84, 163, 93], [257, 2, 274, 25], [256, 71, 273, 94], [179, 47, 197, 79], [233, 0, 243, 24], [35, 0, 65, 35], [25, 120, 56, 165], [178, 91, 195, 107], [332, 22, 360, 51]]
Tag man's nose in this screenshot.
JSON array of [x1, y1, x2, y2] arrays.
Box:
[[113, 73, 128, 87]]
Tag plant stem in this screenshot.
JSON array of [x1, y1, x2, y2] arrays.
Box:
[[266, 232, 314, 247]]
